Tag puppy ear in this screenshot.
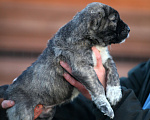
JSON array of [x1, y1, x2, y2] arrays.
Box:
[[108, 14, 116, 21], [89, 13, 102, 30], [90, 18, 99, 30], [90, 17, 102, 31]]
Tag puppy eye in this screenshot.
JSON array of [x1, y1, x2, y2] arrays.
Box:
[[98, 12, 103, 18], [112, 19, 117, 23], [108, 14, 116, 21]]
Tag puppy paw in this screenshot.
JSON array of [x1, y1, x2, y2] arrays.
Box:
[[106, 85, 122, 106], [100, 103, 114, 119], [92, 95, 114, 119]]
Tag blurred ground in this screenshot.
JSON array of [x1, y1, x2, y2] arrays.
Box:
[[0, 0, 150, 85]]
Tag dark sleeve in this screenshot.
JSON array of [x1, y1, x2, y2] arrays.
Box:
[[90, 60, 150, 120], [106, 87, 150, 120], [120, 60, 150, 106], [103, 60, 150, 120], [53, 61, 150, 120], [53, 87, 150, 120], [53, 94, 96, 120]]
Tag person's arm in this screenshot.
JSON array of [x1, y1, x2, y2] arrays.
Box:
[[105, 60, 150, 120], [58, 58, 150, 120], [120, 60, 150, 106], [107, 86, 150, 120]]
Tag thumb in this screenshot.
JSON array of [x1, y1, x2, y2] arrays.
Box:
[[92, 47, 102, 68]]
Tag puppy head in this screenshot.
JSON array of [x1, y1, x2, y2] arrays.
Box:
[[79, 2, 130, 46]]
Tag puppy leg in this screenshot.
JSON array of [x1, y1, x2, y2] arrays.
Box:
[[72, 64, 114, 118], [104, 58, 122, 106], [7, 102, 34, 120]]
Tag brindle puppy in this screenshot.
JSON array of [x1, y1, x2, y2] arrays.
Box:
[[0, 2, 130, 119]]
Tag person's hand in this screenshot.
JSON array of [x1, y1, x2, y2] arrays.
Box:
[[60, 61, 91, 99], [92, 47, 106, 90], [60, 46, 106, 100]]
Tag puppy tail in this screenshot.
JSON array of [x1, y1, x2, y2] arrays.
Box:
[[0, 85, 9, 98]]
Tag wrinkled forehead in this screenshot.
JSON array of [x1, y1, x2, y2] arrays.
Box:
[[86, 2, 119, 17], [86, 3, 105, 14]]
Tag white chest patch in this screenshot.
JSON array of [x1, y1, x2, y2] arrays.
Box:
[[92, 46, 111, 66]]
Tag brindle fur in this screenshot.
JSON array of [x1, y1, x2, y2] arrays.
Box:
[[0, 2, 130, 119]]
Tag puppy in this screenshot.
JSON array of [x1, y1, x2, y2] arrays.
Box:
[[0, 2, 130, 119]]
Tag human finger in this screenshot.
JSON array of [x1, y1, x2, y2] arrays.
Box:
[[60, 61, 72, 74], [63, 73, 84, 89], [63, 73, 91, 100], [92, 47, 106, 89], [92, 47, 102, 68], [34, 104, 43, 120], [1, 100, 15, 109]]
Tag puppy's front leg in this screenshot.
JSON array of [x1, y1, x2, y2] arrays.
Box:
[[71, 63, 114, 118], [104, 58, 122, 106]]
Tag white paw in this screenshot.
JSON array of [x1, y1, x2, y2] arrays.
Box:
[[106, 85, 122, 106]]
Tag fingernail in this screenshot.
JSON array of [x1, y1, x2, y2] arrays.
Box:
[[10, 101, 15, 106], [60, 61, 64, 65], [91, 47, 94, 50], [92, 46, 95, 50]]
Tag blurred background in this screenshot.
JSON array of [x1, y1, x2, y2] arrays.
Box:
[[0, 0, 150, 85]]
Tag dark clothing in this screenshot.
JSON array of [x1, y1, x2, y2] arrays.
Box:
[[53, 60, 150, 120], [120, 60, 150, 106]]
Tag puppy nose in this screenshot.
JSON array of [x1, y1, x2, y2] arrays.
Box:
[[127, 26, 130, 32]]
